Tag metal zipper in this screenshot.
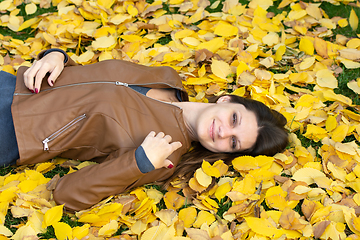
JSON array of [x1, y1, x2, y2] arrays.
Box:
[[42, 114, 86, 151], [14, 81, 183, 95]]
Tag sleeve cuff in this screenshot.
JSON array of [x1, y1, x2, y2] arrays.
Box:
[[43, 49, 68, 64], [135, 146, 155, 173]]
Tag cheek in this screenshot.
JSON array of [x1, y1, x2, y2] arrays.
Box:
[[213, 139, 228, 152]]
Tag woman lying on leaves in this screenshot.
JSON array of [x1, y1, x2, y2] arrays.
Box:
[[0, 49, 288, 211]]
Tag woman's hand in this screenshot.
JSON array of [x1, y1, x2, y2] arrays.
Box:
[[141, 131, 182, 170], [23, 51, 65, 93]]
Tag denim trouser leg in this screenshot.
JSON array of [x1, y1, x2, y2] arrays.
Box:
[[0, 71, 19, 166]]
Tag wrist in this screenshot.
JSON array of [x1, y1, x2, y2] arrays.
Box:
[[43, 49, 68, 63]]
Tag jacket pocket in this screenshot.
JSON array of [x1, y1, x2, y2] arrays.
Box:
[[42, 114, 86, 151]]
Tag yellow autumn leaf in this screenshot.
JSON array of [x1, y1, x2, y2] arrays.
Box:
[[292, 167, 326, 185], [127, 4, 138, 17], [17, 180, 37, 193], [35, 162, 55, 173], [42, 32, 58, 45], [53, 222, 73, 240], [327, 161, 346, 182], [339, 58, 360, 69], [331, 124, 349, 142], [304, 124, 328, 142], [214, 22, 238, 37], [92, 36, 117, 50], [131, 220, 147, 235], [98, 220, 118, 237], [179, 207, 197, 228], [163, 191, 185, 210], [212, 160, 229, 176], [202, 160, 220, 178], [316, 69, 338, 89], [155, 209, 178, 226], [233, 155, 273, 171], [9, 225, 37, 240], [326, 115, 337, 132], [97, 0, 116, 8], [347, 79, 360, 94], [211, 59, 232, 80], [25, 3, 37, 15], [197, 38, 225, 53], [314, 37, 328, 58], [299, 56, 315, 70], [72, 224, 90, 239], [275, 44, 286, 61], [42, 205, 64, 228], [182, 37, 201, 47], [259, 57, 275, 68], [262, 32, 279, 47], [192, 210, 215, 228], [215, 182, 232, 201], [0, 225, 13, 237], [338, 18, 348, 27], [349, 9, 359, 31], [347, 38, 360, 49], [245, 217, 279, 237]]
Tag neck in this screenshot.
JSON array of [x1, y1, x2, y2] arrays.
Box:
[[172, 101, 213, 141]]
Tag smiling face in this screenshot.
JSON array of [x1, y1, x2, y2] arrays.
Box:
[[194, 98, 259, 153]]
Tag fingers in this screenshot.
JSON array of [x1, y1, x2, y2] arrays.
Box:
[[34, 66, 51, 93], [154, 132, 172, 142], [24, 61, 40, 91], [47, 65, 62, 87], [164, 159, 174, 169], [155, 132, 165, 138], [170, 141, 182, 151], [23, 52, 65, 93], [142, 131, 182, 170], [24, 61, 49, 93]]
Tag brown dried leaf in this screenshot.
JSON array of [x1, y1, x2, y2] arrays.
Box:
[[185, 227, 211, 240], [195, 49, 213, 63], [237, 71, 256, 86], [302, 199, 317, 221], [46, 174, 60, 191], [279, 207, 306, 230], [314, 221, 331, 239]]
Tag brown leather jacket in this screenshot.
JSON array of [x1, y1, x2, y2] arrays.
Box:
[[12, 52, 191, 211]]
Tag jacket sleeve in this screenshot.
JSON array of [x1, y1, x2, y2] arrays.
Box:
[[37, 49, 78, 67], [53, 149, 145, 211]]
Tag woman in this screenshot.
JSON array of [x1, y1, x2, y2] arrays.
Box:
[[1, 49, 288, 211]]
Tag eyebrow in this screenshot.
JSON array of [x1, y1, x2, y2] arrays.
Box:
[[238, 112, 242, 150]]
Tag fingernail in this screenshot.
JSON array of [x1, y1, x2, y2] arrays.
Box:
[[35, 88, 39, 94], [51, 80, 54, 85], [167, 164, 174, 169], [30, 89, 34, 93]]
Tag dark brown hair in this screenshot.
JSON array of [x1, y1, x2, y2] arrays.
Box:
[[164, 95, 289, 187]]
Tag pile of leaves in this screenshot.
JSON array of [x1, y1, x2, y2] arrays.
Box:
[[1, 0, 360, 238]]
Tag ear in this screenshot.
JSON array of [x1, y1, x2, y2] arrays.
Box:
[[216, 95, 231, 103]]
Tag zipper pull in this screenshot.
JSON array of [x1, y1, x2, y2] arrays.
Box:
[[43, 138, 50, 151], [116, 81, 128, 87]]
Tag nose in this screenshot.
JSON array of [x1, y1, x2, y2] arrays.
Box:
[[219, 126, 232, 139]]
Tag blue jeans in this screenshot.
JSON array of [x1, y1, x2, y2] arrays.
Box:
[[0, 71, 19, 166]]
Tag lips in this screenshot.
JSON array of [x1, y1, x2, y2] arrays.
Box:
[[210, 119, 215, 142]]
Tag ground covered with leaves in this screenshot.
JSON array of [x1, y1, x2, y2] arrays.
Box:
[[1, 0, 360, 239]]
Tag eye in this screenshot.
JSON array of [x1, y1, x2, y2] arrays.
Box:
[[231, 136, 237, 150], [232, 113, 237, 126]]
